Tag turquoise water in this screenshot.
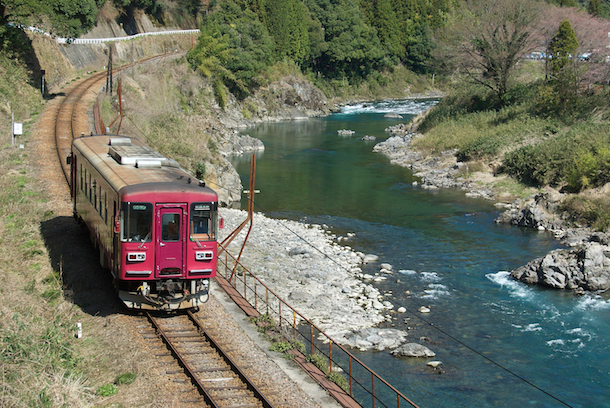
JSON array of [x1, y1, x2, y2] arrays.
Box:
[[230, 100, 610, 408]]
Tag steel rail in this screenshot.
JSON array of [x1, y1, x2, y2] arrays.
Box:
[[146, 311, 274, 408], [186, 310, 275, 408], [146, 311, 221, 408]]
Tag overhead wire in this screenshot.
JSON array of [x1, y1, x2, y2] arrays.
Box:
[[118, 96, 573, 407], [205, 176, 575, 408]]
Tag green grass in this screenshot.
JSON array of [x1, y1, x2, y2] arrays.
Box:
[[307, 353, 349, 393]]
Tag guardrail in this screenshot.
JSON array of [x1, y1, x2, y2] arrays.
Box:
[[217, 245, 419, 408], [56, 29, 200, 44]]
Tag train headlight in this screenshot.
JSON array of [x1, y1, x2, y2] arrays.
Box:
[[195, 251, 214, 261], [127, 252, 146, 262]]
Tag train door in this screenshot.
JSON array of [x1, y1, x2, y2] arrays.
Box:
[[155, 204, 187, 277]]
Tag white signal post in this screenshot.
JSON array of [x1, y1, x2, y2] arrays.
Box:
[[11, 112, 22, 146]]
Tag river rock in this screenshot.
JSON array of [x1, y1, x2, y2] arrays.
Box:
[[363, 254, 379, 263], [384, 112, 403, 119], [329, 328, 408, 351], [218, 209, 391, 346], [495, 191, 566, 231], [217, 132, 265, 156], [391, 343, 436, 358], [510, 243, 610, 291]]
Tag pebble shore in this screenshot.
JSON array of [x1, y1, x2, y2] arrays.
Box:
[[218, 208, 414, 351]]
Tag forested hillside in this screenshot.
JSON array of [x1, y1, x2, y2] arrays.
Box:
[[1, 0, 610, 228]]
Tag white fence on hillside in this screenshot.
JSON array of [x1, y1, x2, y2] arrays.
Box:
[[55, 29, 200, 44]]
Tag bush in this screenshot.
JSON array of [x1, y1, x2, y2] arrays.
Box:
[[560, 196, 610, 231], [502, 122, 610, 189], [115, 372, 136, 386]]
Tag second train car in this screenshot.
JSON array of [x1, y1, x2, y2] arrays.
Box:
[[68, 134, 220, 310]]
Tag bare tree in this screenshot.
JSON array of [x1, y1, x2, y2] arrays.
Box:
[[438, 0, 541, 101]]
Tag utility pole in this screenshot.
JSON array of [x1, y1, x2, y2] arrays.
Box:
[[106, 44, 114, 95], [41, 70, 45, 97]]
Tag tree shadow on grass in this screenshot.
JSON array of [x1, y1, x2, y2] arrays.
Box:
[[40, 216, 126, 317]]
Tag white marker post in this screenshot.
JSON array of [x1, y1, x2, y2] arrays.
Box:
[[11, 112, 22, 146]]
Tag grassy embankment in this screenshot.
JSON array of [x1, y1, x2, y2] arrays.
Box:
[[0, 55, 93, 406], [0, 52, 162, 407], [412, 60, 610, 230]]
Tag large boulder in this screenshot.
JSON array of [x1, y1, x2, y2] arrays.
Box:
[[511, 243, 610, 292]]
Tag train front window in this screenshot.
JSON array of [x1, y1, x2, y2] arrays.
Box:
[[121, 202, 152, 242], [190, 202, 217, 242]]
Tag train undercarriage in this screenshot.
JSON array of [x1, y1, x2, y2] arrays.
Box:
[[117, 278, 210, 310]]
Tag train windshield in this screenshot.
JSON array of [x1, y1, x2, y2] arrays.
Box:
[[190, 202, 217, 242], [121, 202, 153, 242]]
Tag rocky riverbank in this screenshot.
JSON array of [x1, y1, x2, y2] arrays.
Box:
[[371, 121, 610, 294], [372, 123, 495, 200], [218, 208, 430, 353]]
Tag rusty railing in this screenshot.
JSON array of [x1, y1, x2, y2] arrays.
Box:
[[217, 246, 419, 408]]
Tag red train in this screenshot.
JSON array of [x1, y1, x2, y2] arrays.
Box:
[[68, 134, 220, 310]]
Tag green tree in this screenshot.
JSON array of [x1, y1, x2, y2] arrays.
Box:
[[554, 0, 577, 7], [547, 19, 579, 74], [588, 0, 601, 16], [191, 1, 276, 100], [264, 0, 311, 64], [545, 19, 579, 111], [304, 0, 384, 79], [113, 0, 163, 15], [360, 0, 404, 58], [0, 0, 100, 37]]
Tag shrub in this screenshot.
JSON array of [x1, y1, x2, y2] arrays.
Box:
[[115, 372, 137, 386], [560, 196, 610, 231], [96, 383, 117, 397]]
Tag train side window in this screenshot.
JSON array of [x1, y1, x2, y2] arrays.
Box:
[[88, 174, 92, 201], [190, 202, 217, 242], [94, 182, 98, 209], [80, 164, 83, 191], [103, 192, 108, 224], [121, 202, 152, 243], [84, 169, 88, 197]]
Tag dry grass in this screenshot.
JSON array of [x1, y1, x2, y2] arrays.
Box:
[[0, 146, 93, 407], [0, 122, 167, 408], [100, 57, 219, 176]]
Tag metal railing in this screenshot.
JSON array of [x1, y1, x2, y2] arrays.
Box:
[[217, 246, 420, 408]]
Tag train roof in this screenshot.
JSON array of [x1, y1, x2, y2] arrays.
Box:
[[72, 134, 217, 199]]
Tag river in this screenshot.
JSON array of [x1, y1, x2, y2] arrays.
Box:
[[230, 99, 610, 408]]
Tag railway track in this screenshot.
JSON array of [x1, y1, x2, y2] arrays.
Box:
[[50, 57, 279, 408], [140, 310, 275, 408], [54, 69, 108, 183], [53, 53, 182, 184]]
